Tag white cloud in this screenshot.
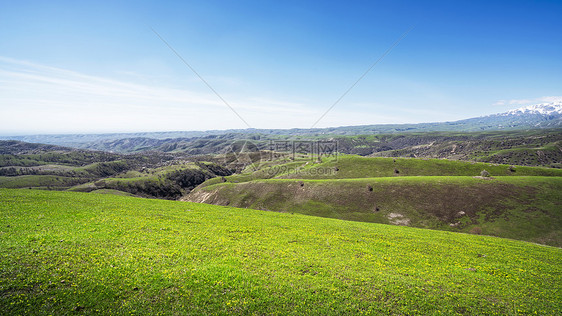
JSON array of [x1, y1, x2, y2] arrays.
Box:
[[493, 96, 562, 107], [540, 96, 562, 103]]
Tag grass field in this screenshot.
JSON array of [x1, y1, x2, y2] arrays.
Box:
[[1, 189, 561, 315], [189, 176, 562, 247], [0, 175, 89, 189]]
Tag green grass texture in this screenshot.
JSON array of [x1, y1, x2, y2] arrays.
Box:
[[1, 189, 560, 315]]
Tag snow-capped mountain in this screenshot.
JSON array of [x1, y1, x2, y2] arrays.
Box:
[[461, 101, 562, 130], [503, 101, 562, 116]]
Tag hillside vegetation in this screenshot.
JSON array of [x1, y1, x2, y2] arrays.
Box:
[[187, 156, 562, 246], [276, 156, 562, 179], [69, 162, 232, 199], [1, 189, 561, 315], [4, 129, 560, 168], [197, 155, 562, 187], [369, 130, 562, 167], [0, 141, 232, 198]]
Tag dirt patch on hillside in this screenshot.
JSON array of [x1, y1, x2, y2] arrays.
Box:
[[387, 213, 411, 225], [183, 187, 231, 206]]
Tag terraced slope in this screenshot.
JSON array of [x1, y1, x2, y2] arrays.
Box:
[[1, 189, 561, 314]]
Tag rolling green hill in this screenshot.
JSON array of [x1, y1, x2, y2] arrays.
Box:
[[187, 176, 562, 247], [197, 155, 562, 188], [273, 156, 562, 179], [67, 162, 232, 199], [369, 130, 562, 167], [187, 156, 562, 246], [0, 141, 233, 198], [1, 189, 561, 315]]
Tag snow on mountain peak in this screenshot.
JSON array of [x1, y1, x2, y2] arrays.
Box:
[[504, 101, 562, 116]]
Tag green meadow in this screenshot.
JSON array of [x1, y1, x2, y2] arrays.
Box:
[[188, 156, 562, 247], [1, 189, 561, 315]]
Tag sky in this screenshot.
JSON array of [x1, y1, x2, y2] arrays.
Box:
[[0, 0, 561, 135]]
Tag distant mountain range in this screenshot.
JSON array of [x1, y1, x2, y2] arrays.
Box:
[[503, 101, 562, 116], [2, 102, 561, 151]]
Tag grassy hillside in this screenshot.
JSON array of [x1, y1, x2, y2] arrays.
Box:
[[0, 175, 88, 189], [189, 156, 562, 246], [0, 140, 194, 195], [0, 141, 121, 167], [1, 189, 561, 315], [208, 156, 562, 185], [367, 129, 562, 167], [188, 176, 562, 247], [0, 142, 233, 198], [67, 162, 232, 199], [275, 156, 562, 179], [6, 129, 560, 167]]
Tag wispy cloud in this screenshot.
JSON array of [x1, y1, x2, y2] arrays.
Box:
[[0, 57, 326, 134], [493, 96, 562, 107], [0, 57, 450, 135], [0, 56, 224, 107]]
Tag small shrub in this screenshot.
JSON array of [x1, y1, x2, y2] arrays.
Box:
[[470, 227, 482, 235]]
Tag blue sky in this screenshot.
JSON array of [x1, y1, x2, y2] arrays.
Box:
[[1, 0, 561, 135]]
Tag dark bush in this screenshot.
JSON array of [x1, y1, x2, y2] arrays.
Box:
[[470, 227, 483, 235]]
